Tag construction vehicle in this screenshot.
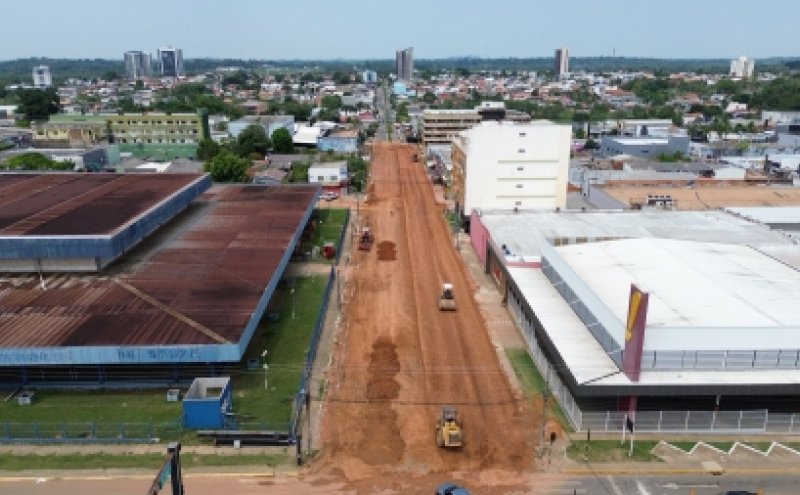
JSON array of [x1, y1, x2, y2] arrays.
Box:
[[435, 406, 463, 449], [358, 227, 374, 251], [439, 283, 456, 311]]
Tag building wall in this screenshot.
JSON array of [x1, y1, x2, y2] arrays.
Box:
[[317, 136, 358, 152], [422, 110, 481, 145], [601, 136, 690, 158], [453, 122, 571, 215], [108, 113, 203, 145], [308, 164, 347, 184], [469, 210, 490, 266]]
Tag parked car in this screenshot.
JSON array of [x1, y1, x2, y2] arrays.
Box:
[[435, 482, 470, 495], [321, 192, 339, 201]]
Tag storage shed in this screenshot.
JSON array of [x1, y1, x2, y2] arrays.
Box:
[[182, 377, 233, 429]]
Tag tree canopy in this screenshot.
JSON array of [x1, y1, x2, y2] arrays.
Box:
[[17, 89, 60, 121], [3, 152, 73, 171], [236, 124, 270, 157], [203, 150, 250, 182], [271, 128, 294, 153]]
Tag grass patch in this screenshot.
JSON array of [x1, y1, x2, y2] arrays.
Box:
[[668, 441, 697, 452], [310, 209, 348, 255], [746, 442, 773, 453], [234, 275, 329, 428], [567, 440, 660, 462], [505, 348, 573, 433], [0, 453, 290, 471], [707, 441, 734, 452]]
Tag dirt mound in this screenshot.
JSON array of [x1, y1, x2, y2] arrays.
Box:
[[376, 241, 396, 261], [366, 337, 401, 400]]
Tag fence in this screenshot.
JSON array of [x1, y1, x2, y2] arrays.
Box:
[[0, 421, 182, 444], [580, 410, 800, 434], [289, 266, 335, 439], [507, 292, 583, 430], [334, 209, 351, 264]]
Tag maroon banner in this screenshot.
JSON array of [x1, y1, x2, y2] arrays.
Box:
[[622, 284, 649, 382]]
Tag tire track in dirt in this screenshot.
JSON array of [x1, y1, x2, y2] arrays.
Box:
[[311, 142, 539, 493]]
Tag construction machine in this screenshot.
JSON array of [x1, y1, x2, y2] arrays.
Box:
[[358, 227, 374, 251], [435, 406, 463, 449], [439, 283, 456, 311]]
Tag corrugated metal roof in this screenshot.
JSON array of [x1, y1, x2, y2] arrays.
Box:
[[0, 184, 318, 350], [0, 173, 204, 236]]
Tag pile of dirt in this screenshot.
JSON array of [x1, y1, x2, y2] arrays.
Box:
[[376, 241, 396, 261], [366, 337, 401, 400]]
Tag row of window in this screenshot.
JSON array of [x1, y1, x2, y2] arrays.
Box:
[[111, 120, 198, 126], [118, 138, 198, 144]]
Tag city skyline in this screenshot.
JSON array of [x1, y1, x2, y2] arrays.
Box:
[[0, 0, 798, 61]]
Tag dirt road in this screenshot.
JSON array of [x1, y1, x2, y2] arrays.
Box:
[[311, 142, 539, 493]]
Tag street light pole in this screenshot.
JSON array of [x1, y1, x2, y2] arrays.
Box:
[[290, 288, 296, 320], [263, 363, 269, 391]]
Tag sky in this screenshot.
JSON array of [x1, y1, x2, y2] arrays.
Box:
[[2, 0, 799, 61]]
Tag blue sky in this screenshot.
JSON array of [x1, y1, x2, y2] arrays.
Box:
[[2, 0, 798, 60]]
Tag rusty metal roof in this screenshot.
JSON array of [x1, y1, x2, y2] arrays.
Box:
[[0, 184, 318, 351], [0, 173, 204, 236]]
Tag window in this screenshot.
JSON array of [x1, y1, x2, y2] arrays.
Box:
[[515, 201, 522, 206], [317, 176, 324, 181], [329, 175, 338, 181], [519, 132, 526, 137], [517, 166, 524, 171], [516, 184, 523, 189], [518, 148, 525, 153]]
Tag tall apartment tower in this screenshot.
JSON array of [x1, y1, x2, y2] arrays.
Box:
[[157, 47, 184, 78], [395, 47, 414, 81], [124, 51, 151, 80], [554, 47, 569, 79], [32, 65, 52, 88], [729, 56, 755, 79]]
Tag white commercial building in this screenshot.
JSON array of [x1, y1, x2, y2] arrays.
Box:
[[469, 209, 800, 433], [729, 56, 755, 79], [32, 65, 52, 88], [451, 121, 571, 216], [308, 161, 348, 186]]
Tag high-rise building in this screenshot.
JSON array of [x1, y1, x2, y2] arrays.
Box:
[[554, 48, 569, 79], [32, 65, 52, 88], [157, 47, 184, 78], [395, 47, 413, 81], [730, 56, 755, 79], [124, 51, 151, 80]]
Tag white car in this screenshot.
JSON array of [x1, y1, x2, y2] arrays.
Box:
[[321, 192, 339, 201]]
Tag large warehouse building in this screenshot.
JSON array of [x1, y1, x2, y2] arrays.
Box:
[[470, 209, 800, 433], [0, 174, 319, 386]]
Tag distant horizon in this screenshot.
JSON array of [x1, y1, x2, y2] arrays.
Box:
[[1, 0, 798, 61], [2, 54, 798, 64]]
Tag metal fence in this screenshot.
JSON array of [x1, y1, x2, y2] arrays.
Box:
[[0, 421, 182, 444], [334, 208, 351, 264], [579, 410, 800, 434], [289, 266, 335, 439], [507, 293, 583, 430]]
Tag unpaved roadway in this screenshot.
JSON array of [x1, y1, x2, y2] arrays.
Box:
[[310, 142, 540, 493]]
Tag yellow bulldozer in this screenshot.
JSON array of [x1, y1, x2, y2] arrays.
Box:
[[435, 406, 463, 449]]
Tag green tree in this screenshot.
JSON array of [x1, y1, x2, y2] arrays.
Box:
[[236, 124, 270, 157], [17, 89, 60, 121], [288, 161, 310, 183], [422, 92, 436, 104], [203, 150, 250, 182], [271, 128, 294, 153], [104, 71, 119, 81], [321, 95, 342, 111], [197, 138, 220, 161], [3, 152, 73, 171]]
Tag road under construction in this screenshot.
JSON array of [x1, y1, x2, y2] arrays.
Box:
[[310, 142, 540, 493]]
